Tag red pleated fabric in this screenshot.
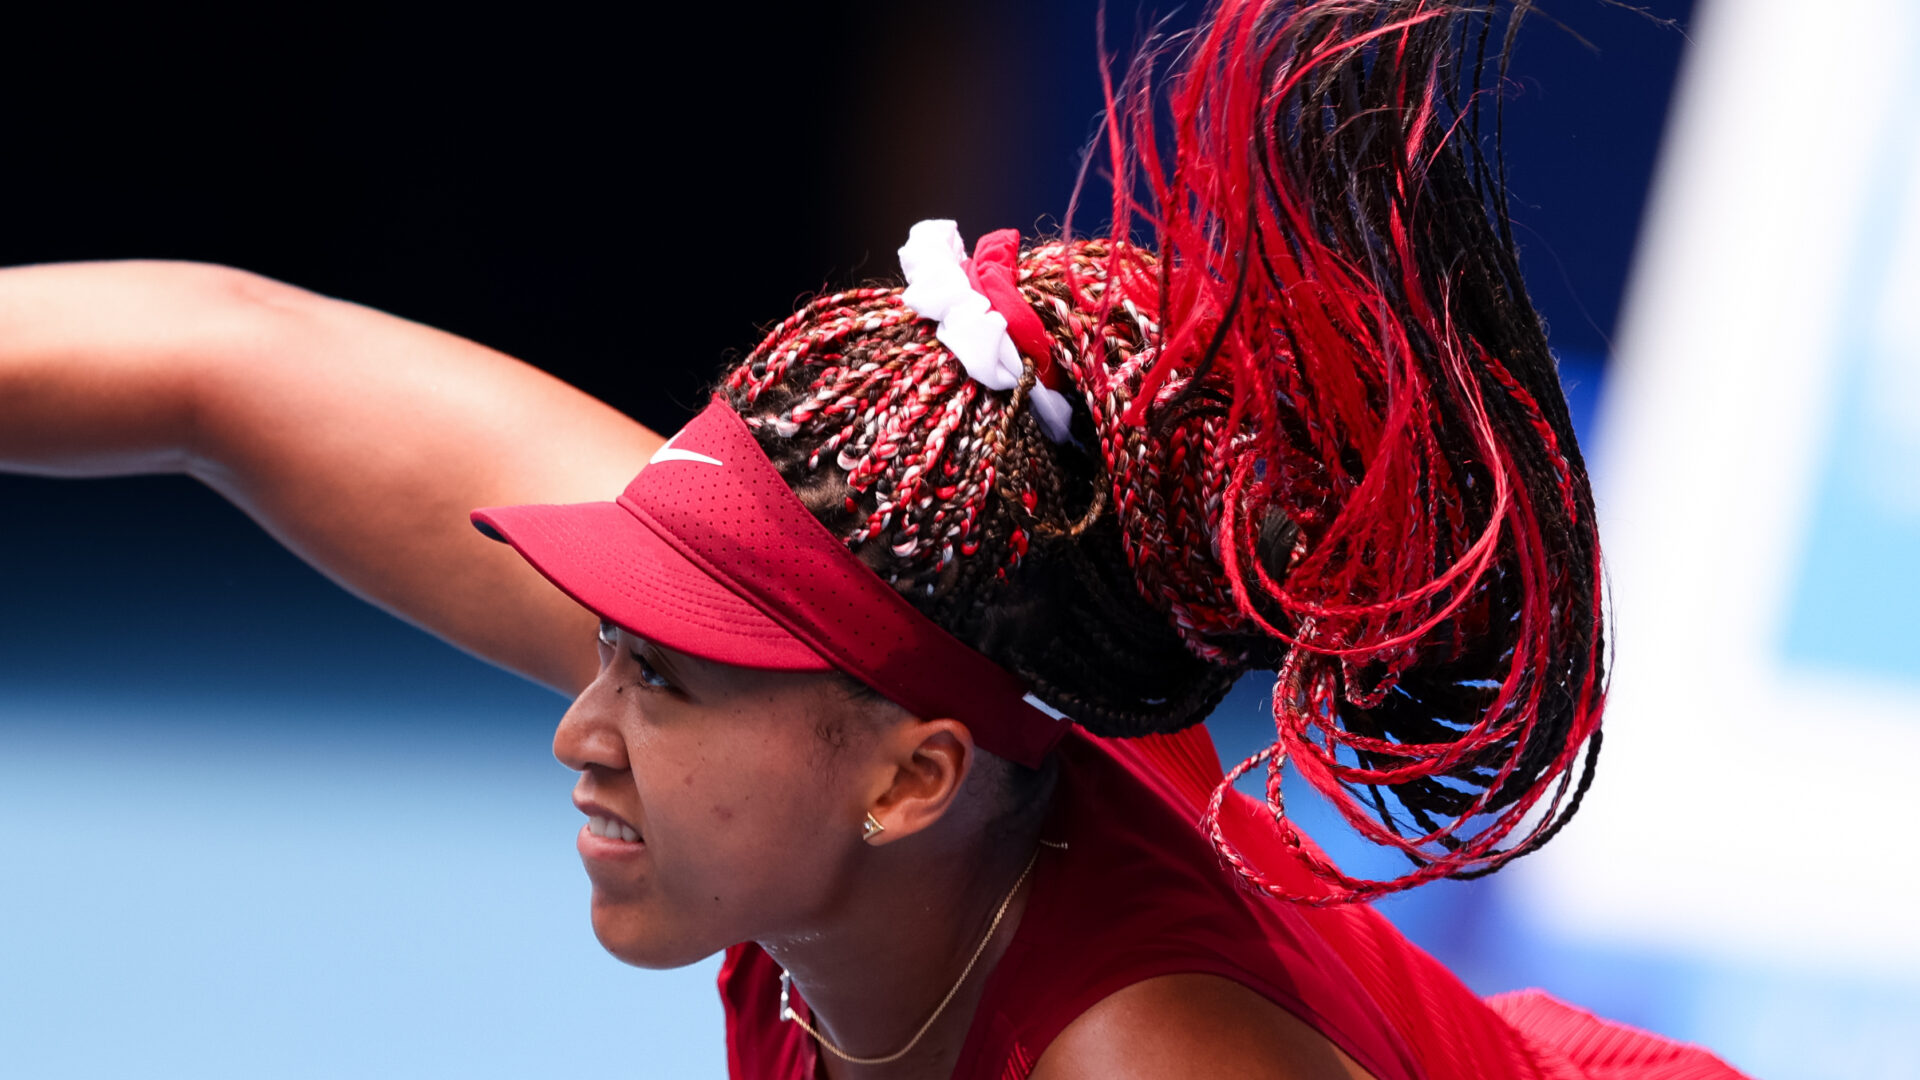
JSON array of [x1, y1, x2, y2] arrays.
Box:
[[1484, 992, 1747, 1080]]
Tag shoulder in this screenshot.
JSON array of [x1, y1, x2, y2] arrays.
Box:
[[1027, 973, 1379, 1080]]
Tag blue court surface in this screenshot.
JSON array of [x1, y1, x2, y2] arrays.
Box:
[[0, 692, 728, 1079]]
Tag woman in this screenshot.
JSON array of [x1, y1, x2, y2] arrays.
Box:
[[1, 2, 1742, 1077]]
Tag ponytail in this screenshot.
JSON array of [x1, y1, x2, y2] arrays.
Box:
[[723, 0, 1605, 905], [1061, 0, 1606, 903]]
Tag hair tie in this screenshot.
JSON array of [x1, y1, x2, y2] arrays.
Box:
[[898, 220, 1073, 442]]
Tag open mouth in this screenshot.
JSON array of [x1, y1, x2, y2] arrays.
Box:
[[585, 814, 642, 843]]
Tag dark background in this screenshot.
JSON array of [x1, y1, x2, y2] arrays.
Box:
[[0, 1, 1692, 706]]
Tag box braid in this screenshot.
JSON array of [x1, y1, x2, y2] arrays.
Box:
[[724, 0, 1607, 905], [724, 241, 1243, 742]]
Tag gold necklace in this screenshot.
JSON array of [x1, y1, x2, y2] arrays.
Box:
[[779, 841, 1062, 1067]]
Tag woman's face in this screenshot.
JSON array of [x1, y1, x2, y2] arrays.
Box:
[[553, 621, 881, 968]]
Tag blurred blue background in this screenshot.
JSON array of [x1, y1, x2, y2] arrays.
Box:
[[6, 2, 1915, 1078]]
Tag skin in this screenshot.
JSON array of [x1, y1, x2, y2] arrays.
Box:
[[1032, 976, 1377, 1080], [569, 623, 1049, 1079], [0, 259, 653, 693], [0, 261, 1377, 1080]]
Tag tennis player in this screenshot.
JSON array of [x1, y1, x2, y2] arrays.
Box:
[[0, 3, 1746, 1076]]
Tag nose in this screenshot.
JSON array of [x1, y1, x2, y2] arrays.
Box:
[[553, 673, 631, 773]]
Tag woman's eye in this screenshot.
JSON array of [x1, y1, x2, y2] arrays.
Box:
[[631, 653, 674, 690], [597, 620, 673, 690]]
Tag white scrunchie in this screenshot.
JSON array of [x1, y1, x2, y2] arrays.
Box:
[[898, 220, 1073, 442]]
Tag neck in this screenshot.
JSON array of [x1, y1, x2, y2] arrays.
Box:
[[759, 804, 1051, 1079]]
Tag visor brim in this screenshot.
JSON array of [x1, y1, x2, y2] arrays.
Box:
[[471, 500, 833, 672]]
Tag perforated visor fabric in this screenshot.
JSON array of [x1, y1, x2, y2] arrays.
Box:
[[472, 397, 1069, 767], [472, 499, 831, 672]]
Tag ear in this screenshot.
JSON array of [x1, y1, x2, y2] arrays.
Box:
[[862, 718, 974, 845]]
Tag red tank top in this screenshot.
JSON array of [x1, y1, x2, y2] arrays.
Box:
[[719, 726, 1748, 1080]]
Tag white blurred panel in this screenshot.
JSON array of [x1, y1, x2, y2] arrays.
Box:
[[1512, 0, 1920, 977]]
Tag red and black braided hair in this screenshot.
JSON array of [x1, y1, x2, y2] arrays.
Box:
[[722, 0, 1605, 904]]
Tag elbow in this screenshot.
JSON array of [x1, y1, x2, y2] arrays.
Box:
[[0, 259, 327, 479], [142, 260, 325, 317], [145, 262, 329, 478]]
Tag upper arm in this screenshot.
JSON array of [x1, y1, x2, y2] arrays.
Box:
[[189, 270, 665, 696], [0, 259, 664, 695], [1028, 973, 1380, 1080]]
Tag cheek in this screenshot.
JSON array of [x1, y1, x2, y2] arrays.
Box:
[[591, 721, 848, 963], [660, 744, 843, 895]]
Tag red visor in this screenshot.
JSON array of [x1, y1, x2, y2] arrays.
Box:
[[472, 396, 1070, 767]]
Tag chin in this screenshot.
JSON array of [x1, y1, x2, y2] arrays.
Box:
[[590, 894, 718, 970]]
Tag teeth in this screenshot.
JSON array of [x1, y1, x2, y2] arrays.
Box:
[[587, 815, 641, 843]]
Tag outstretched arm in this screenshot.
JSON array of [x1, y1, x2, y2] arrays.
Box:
[[0, 260, 663, 695]]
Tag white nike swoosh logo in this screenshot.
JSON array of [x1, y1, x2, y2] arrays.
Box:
[[648, 432, 724, 468]]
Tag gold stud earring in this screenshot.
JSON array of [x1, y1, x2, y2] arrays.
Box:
[[861, 813, 886, 842]]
